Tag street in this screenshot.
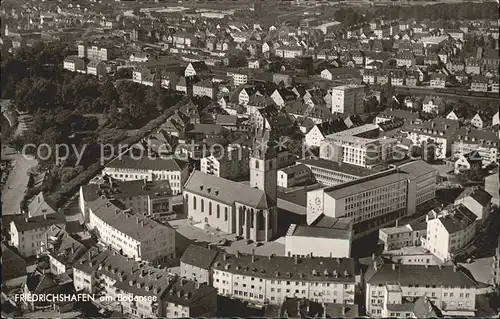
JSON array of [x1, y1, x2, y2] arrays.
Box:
[[1, 146, 38, 215]]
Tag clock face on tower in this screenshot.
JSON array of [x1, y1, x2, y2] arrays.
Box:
[[315, 197, 321, 206]]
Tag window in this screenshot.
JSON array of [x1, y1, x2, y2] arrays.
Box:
[[225, 207, 228, 221], [255, 160, 259, 169], [217, 205, 220, 218], [209, 202, 212, 215], [193, 196, 197, 209], [201, 199, 204, 212]]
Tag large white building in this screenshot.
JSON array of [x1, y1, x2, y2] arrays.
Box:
[[73, 249, 217, 318], [200, 148, 250, 181], [299, 159, 372, 187], [366, 263, 478, 317], [330, 85, 365, 115], [452, 128, 499, 165], [320, 124, 397, 168], [87, 196, 176, 264], [379, 221, 427, 251], [79, 176, 174, 222], [78, 45, 108, 61], [421, 205, 477, 262], [102, 157, 189, 195], [285, 219, 352, 258], [307, 161, 437, 238], [180, 244, 357, 306], [404, 118, 460, 160], [9, 214, 66, 257]]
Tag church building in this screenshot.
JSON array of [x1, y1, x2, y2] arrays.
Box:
[[183, 123, 279, 242]]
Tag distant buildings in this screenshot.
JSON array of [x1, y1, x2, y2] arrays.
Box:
[[78, 44, 108, 61], [330, 85, 365, 115], [102, 157, 189, 195], [200, 148, 250, 181], [320, 124, 397, 168], [63, 56, 85, 73]]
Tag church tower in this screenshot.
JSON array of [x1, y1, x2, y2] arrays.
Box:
[[250, 124, 278, 203]]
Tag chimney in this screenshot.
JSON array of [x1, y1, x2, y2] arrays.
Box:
[[137, 217, 140, 224], [453, 265, 457, 272], [43, 214, 47, 220], [294, 254, 298, 264], [373, 260, 378, 271], [269, 253, 274, 260], [223, 253, 227, 261], [208, 244, 212, 250], [251, 249, 255, 263], [395, 219, 398, 227], [372, 253, 376, 261], [236, 250, 240, 258], [392, 264, 396, 270], [25, 217, 29, 222]]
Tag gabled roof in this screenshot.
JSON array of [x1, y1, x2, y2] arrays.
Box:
[[438, 204, 477, 234], [105, 156, 187, 172], [368, 263, 477, 287], [180, 244, 219, 270], [455, 187, 492, 207], [183, 170, 272, 209], [88, 196, 173, 242]]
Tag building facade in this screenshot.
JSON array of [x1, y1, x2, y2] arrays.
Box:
[[330, 85, 365, 115], [87, 196, 176, 264]]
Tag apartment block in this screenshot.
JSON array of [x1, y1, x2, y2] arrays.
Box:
[[200, 148, 250, 181], [87, 196, 176, 264], [320, 124, 397, 168], [298, 159, 371, 187], [452, 128, 499, 165], [379, 221, 427, 251], [79, 176, 173, 222], [330, 85, 365, 115], [73, 249, 217, 318], [366, 263, 477, 317], [422, 205, 477, 262], [102, 157, 189, 195], [9, 213, 66, 257], [180, 245, 357, 306]]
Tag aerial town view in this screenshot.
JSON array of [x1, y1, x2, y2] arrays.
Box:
[[0, 0, 499, 318]]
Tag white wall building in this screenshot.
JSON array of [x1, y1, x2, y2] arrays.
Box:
[[87, 196, 176, 264], [366, 263, 478, 317], [180, 245, 357, 306], [307, 161, 437, 238], [285, 223, 352, 258], [9, 214, 65, 257], [102, 157, 189, 195], [421, 205, 477, 262], [331, 85, 365, 115]]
